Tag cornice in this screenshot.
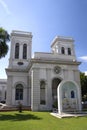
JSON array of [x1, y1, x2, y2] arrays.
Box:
[[6, 68, 28, 73], [32, 58, 80, 64], [11, 30, 32, 38], [27, 58, 81, 70]]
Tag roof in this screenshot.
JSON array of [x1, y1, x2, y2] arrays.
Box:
[[51, 36, 74, 48]]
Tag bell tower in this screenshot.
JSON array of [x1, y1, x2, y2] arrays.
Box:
[[6, 30, 32, 106], [51, 36, 76, 61], [9, 30, 32, 69]]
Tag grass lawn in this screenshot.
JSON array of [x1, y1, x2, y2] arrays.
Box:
[[0, 111, 87, 130]]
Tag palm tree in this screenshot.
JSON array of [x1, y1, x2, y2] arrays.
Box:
[[0, 27, 10, 58]]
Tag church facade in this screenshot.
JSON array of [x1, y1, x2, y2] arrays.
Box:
[[5, 30, 82, 112]]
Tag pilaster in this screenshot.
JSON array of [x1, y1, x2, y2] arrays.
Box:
[[6, 76, 13, 105], [31, 68, 40, 111]]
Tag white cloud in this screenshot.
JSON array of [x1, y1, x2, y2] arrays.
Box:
[[85, 71, 87, 76], [79, 56, 87, 62], [0, 0, 11, 15]]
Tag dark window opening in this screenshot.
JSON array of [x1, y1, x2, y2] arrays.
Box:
[[61, 47, 65, 54], [71, 91, 75, 98], [68, 48, 71, 55], [15, 43, 19, 59], [23, 44, 27, 59]]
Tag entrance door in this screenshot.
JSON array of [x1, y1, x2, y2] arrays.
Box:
[[52, 78, 61, 108]]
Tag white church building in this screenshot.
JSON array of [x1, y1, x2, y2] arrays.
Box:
[[3, 30, 82, 112]]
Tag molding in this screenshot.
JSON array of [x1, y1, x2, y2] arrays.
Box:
[[11, 30, 32, 38], [6, 68, 28, 73], [27, 58, 81, 71], [30, 58, 81, 65]]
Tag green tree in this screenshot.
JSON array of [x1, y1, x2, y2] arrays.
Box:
[[80, 72, 87, 101], [0, 27, 10, 58]]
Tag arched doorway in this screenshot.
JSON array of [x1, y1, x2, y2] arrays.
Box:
[[52, 78, 61, 108], [58, 80, 81, 114]]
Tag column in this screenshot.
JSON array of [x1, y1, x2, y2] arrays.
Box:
[[46, 68, 52, 110], [20, 44, 23, 59]]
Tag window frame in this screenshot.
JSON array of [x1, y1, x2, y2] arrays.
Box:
[[40, 80, 46, 105], [15, 84, 23, 100]]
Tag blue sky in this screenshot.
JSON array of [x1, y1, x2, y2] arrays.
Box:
[[0, 0, 87, 78]]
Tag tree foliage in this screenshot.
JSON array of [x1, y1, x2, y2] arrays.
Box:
[[80, 72, 87, 101], [0, 27, 10, 58]]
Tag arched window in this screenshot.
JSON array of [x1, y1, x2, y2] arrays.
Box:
[[68, 48, 71, 55], [61, 47, 65, 54], [71, 91, 75, 98], [15, 43, 19, 59], [15, 84, 23, 100], [23, 44, 27, 59], [40, 80, 46, 105]]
